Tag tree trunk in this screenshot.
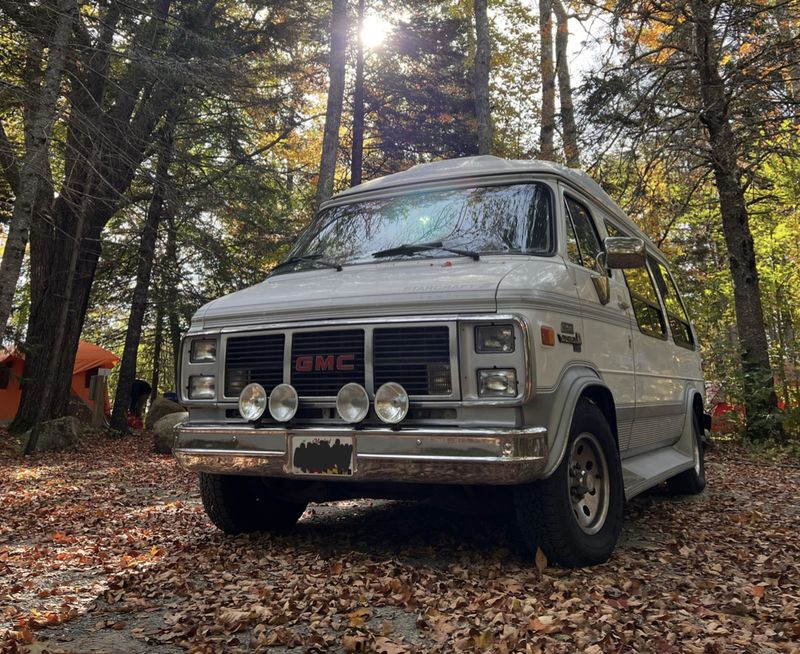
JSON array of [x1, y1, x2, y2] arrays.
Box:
[[315, 0, 348, 208], [350, 0, 365, 187], [150, 302, 164, 403], [164, 211, 182, 390], [692, 0, 784, 440], [473, 0, 493, 155], [553, 0, 579, 167], [110, 109, 177, 434], [538, 0, 556, 161], [0, 0, 74, 344]]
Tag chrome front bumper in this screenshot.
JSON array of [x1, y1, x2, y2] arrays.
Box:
[[173, 423, 548, 485]]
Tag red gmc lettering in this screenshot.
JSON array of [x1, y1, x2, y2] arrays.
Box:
[[295, 353, 356, 372], [336, 354, 355, 371], [315, 355, 335, 371], [295, 355, 313, 372]]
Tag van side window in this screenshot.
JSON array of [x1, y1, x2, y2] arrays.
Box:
[[652, 262, 695, 348], [604, 221, 666, 338], [564, 207, 582, 264], [564, 197, 602, 271]]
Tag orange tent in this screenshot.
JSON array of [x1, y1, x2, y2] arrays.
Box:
[[0, 341, 119, 423]]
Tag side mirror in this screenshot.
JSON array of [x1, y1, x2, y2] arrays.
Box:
[[603, 236, 646, 269]]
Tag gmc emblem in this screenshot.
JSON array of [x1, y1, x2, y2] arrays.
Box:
[[295, 354, 355, 373]]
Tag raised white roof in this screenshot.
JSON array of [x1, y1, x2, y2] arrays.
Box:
[[328, 154, 615, 212]]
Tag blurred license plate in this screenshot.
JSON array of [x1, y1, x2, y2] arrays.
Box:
[[291, 436, 354, 476]]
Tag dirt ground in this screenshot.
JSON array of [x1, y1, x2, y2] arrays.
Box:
[[0, 435, 798, 653]]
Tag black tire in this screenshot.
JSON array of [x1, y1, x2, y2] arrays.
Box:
[[514, 398, 624, 567], [199, 473, 307, 534], [667, 411, 706, 495]]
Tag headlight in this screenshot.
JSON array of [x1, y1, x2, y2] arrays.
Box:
[[268, 383, 299, 422], [374, 382, 409, 424], [239, 382, 267, 421], [336, 383, 369, 423], [477, 369, 517, 397], [475, 325, 515, 353], [188, 375, 216, 399], [190, 339, 217, 363]]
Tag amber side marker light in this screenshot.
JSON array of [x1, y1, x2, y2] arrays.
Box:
[[541, 325, 556, 347]]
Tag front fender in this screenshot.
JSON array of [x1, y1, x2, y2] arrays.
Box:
[[524, 365, 615, 478]]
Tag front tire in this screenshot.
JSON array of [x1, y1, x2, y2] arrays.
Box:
[[200, 473, 307, 534], [514, 398, 624, 567], [667, 411, 706, 495]]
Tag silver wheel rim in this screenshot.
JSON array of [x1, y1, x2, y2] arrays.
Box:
[[568, 432, 610, 535]]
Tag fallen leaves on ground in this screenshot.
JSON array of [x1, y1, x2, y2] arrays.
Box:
[[0, 434, 798, 653]]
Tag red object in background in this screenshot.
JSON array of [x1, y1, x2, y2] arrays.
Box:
[[127, 414, 143, 430], [711, 402, 744, 434]]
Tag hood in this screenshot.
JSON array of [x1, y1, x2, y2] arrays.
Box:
[[192, 258, 521, 330]]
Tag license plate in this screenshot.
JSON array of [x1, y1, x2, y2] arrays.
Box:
[[291, 436, 354, 476]]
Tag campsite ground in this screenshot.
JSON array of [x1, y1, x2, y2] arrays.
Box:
[[0, 434, 798, 653]]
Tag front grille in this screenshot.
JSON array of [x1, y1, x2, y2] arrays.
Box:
[[291, 329, 365, 396], [224, 334, 285, 396], [373, 326, 451, 395]]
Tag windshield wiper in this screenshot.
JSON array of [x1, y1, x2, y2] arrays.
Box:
[[272, 253, 342, 273], [371, 241, 480, 261]]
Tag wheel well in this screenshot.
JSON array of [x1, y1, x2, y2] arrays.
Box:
[[692, 393, 704, 423], [580, 386, 619, 448]]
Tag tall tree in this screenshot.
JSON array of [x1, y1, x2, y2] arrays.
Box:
[[582, 0, 796, 438], [553, 0, 579, 166], [0, 0, 75, 344], [350, 0, 366, 186], [538, 0, 556, 160], [690, 0, 782, 438], [316, 0, 348, 206], [473, 0, 493, 154], [109, 107, 178, 434]]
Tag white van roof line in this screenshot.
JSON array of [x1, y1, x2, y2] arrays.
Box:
[[321, 155, 655, 249]]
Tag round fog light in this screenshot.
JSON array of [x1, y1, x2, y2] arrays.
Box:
[[239, 383, 267, 421], [374, 382, 409, 424], [336, 383, 369, 423], [269, 383, 299, 422]]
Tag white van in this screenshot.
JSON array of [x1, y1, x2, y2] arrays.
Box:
[[174, 156, 707, 567]]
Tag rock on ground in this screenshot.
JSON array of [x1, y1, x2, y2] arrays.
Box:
[[152, 412, 188, 454], [21, 416, 82, 453], [66, 396, 93, 425], [145, 397, 183, 430]]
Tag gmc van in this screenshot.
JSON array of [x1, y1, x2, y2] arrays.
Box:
[[174, 156, 707, 567]]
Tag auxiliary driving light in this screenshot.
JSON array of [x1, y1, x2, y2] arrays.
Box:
[[239, 383, 267, 421], [336, 383, 370, 423], [374, 382, 409, 424], [268, 383, 299, 422]]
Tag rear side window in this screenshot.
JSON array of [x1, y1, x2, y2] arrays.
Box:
[[605, 221, 666, 339], [652, 262, 695, 349], [564, 197, 603, 272]]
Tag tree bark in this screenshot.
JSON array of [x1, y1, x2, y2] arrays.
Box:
[[315, 0, 348, 207], [164, 211, 182, 390], [553, 0, 579, 167], [0, 0, 74, 344], [692, 0, 784, 440], [473, 0, 493, 155], [538, 0, 556, 161], [150, 302, 164, 403], [110, 109, 177, 434], [350, 0, 365, 186]]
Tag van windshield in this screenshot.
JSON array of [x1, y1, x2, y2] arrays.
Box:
[[281, 183, 553, 271]]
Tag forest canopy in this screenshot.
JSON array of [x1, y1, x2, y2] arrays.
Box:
[[0, 0, 798, 441]]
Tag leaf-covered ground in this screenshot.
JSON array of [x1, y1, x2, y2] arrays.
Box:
[[1, 435, 798, 653]]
